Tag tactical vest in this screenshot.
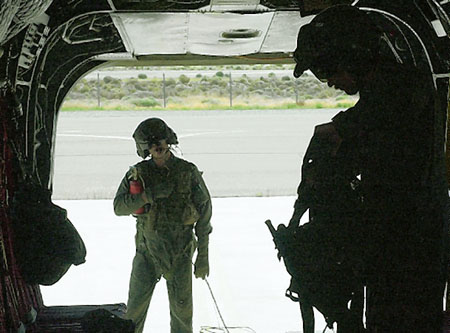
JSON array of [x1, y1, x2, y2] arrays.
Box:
[[133, 158, 200, 231]]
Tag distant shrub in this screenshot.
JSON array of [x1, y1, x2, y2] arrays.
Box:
[[165, 78, 176, 86], [215, 71, 224, 77], [137, 83, 150, 91], [110, 78, 121, 86], [337, 102, 354, 108], [111, 89, 125, 99], [167, 96, 183, 104], [209, 77, 221, 86], [103, 76, 113, 84], [315, 103, 324, 109], [138, 73, 147, 79], [131, 98, 160, 107], [281, 76, 291, 81], [201, 98, 220, 105], [79, 85, 89, 93], [196, 73, 202, 78], [179, 74, 190, 84], [318, 90, 333, 99]]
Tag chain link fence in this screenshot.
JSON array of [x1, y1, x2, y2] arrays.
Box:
[[64, 70, 356, 110]]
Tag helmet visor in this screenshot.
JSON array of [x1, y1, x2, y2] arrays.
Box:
[[136, 136, 165, 151]]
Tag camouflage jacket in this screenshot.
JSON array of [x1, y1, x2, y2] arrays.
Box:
[[113, 155, 212, 244]]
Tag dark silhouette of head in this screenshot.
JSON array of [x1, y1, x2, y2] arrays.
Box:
[[293, 5, 382, 93]]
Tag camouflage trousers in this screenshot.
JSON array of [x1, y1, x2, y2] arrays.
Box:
[[126, 230, 194, 333]]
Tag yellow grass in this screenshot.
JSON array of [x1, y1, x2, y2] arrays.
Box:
[[61, 96, 357, 111]]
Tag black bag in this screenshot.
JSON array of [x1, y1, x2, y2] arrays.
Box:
[[271, 221, 364, 327], [266, 133, 365, 331], [81, 309, 135, 333], [11, 184, 86, 285]]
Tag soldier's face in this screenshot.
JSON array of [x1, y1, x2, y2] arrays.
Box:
[[149, 139, 169, 158], [325, 67, 359, 95]]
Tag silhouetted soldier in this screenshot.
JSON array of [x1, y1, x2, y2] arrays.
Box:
[[292, 5, 447, 332]]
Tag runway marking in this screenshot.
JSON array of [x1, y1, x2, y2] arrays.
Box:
[[58, 134, 132, 140], [57, 130, 244, 141], [178, 130, 243, 138]]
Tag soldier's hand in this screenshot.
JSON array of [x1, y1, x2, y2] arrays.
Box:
[[194, 254, 209, 279], [314, 122, 342, 156]]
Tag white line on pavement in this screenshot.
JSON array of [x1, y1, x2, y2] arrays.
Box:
[[57, 130, 244, 141]]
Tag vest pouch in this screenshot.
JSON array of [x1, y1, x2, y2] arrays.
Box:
[[182, 202, 200, 225], [11, 184, 87, 285]]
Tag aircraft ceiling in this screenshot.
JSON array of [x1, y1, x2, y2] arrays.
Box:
[[110, 11, 312, 58]]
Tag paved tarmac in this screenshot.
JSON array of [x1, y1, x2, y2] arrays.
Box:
[[42, 197, 322, 333], [52, 109, 341, 199]]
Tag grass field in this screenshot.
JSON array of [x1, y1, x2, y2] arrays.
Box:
[[63, 69, 358, 111], [61, 96, 356, 111]]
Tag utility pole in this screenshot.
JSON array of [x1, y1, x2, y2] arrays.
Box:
[[229, 72, 232, 108], [162, 73, 166, 108], [97, 73, 101, 107]]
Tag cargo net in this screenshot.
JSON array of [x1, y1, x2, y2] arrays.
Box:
[[0, 0, 52, 45], [0, 85, 43, 331]]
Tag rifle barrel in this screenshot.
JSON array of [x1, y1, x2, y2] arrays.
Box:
[[265, 219, 276, 236]]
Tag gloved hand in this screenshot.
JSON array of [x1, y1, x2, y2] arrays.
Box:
[[313, 122, 342, 156], [194, 252, 209, 279], [194, 236, 209, 279], [143, 182, 174, 203]]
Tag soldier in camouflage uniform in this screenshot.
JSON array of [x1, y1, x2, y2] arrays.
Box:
[[113, 118, 212, 333]]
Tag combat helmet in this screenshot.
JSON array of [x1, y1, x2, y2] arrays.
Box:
[[132, 118, 178, 158], [293, 5, 382, 79]]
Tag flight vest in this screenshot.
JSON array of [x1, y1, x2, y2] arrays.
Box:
[[133, 158, 200, 231]]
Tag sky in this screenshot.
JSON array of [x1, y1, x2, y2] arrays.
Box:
[[40, 197, 329, 333]]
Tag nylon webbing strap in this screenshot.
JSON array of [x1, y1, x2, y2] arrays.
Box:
[[446, 80, 450, 312], [0, 87, 43, 331]]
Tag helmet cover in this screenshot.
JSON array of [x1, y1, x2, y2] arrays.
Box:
[[132, 118, 178, 158], [294, 5, 382, 79]]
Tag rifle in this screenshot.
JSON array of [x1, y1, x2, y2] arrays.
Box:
[[265, 219, 315, 333]]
